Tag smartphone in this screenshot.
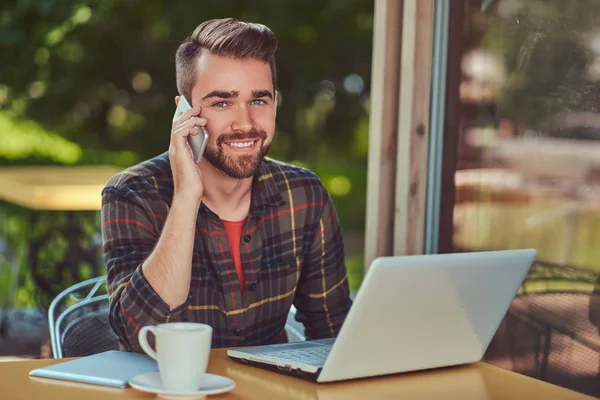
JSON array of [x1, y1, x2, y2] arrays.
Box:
[[172, 95, 209, 163]]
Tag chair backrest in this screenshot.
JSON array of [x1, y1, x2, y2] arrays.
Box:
[[61, 309, 119, 357], [48, 276, 119, 358]]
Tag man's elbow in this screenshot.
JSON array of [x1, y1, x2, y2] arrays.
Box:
[[108, 301, 142, 353]]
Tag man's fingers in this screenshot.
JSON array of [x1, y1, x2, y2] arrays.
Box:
[[173, 117, 208, 135], [170, 128, 193, 153], [172, 106, 202, 127], [170, 117, 207, 157], [188, 127, 201, 137]]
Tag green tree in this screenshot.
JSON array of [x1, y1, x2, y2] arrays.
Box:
[[0, 1, 374, 300], [0, 0, 373, 164], [482, 0, 600, 127]]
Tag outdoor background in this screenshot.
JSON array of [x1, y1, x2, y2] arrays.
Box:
[[453, 1, 600, 396], [0, 1, 599, 397], [0, 1, 373, 303], [0, 0, 372, 356]]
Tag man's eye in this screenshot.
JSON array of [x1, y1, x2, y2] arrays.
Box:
[[251, 99, 266, 105], [213, 102, 228, 108]]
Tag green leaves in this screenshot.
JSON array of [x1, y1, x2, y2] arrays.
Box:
[[483, 0, 600, 126], [0, 0, 374, 165]]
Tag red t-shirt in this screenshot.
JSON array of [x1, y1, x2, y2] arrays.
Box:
[[222, 218, 247, 292]]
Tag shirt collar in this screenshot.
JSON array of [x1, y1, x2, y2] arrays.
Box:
[[250, 158, 286, 213]]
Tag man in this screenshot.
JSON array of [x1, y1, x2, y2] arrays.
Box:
[[101, 18, 352, 352]]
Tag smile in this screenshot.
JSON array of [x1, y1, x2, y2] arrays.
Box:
[[225, 140, 257, 148]]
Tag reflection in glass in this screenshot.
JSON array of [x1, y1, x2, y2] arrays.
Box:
[[450, 1, 600, 397]]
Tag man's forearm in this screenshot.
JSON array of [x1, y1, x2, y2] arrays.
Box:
[[142, 196, 200, 310]]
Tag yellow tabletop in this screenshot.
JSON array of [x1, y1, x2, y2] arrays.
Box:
[[0, 165, 122, 211], [2, 349, 595, 400]]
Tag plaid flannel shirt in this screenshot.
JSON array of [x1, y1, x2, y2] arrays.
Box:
[[101, 153, 352, 352]]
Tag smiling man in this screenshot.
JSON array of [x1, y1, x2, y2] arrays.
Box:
[[101, 18, 352, 352]]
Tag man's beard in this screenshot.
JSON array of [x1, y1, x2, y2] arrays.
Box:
[[203, 129, 271, 179]]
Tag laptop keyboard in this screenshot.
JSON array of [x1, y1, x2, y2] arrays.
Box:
[[263, 347, 331, 366]]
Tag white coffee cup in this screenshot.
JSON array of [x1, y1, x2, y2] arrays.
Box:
[[138, 322, 213, 392]]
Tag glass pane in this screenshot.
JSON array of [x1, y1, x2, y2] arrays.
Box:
[[452, 0, 600, 396]]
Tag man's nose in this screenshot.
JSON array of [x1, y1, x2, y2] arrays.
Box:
[[231, 105, 254, 132]]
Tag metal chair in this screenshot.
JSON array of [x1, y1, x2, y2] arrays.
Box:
[[503, 260, 600, 397], [48, 276, 118, 358]]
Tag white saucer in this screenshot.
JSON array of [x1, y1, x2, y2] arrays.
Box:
[[129, 372, 235, 399]]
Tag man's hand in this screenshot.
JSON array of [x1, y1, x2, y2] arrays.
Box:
[[136, 99, 207, 309], [169, 98, 207, 203]]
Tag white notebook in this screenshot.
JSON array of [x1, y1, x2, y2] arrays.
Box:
[[29, 350, 158, 388]]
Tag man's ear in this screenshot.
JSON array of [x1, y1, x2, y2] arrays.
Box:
[[174, 95, 180, 106]]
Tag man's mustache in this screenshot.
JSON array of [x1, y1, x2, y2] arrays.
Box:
[[217, 130, 268, 146]]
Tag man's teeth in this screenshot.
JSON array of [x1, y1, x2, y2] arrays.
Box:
[[227, 141, 255, 148]]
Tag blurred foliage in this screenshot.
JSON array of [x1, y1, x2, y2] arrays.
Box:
[[345, 254, 364, 292], [0, 204, 31, 307], [0, 112, 82, 163], [0, 111, 140, 167], [481, 0, 600, 127], [0, 0, 373, 229], [0, 203, 101, 308], [0, 1, 374, 303], [0, 0, 373, 162]]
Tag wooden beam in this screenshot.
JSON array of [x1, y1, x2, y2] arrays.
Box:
[[0, 166, 121, 211], [394, 0, 435, 255], [364, 0, 404, 272]]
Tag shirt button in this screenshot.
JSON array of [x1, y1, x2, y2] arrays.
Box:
[[248, 283, 256, 291], [243, 235, 251, 243], [233, 328, 242, 335]]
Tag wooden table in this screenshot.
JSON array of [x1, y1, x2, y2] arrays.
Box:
[[0, 165, 122, 210], [2, 349, 596, 400]]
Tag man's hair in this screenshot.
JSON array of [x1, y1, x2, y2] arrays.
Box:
[[175, 18, 278, 100]]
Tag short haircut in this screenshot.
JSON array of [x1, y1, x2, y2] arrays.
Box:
[[175, 18, 278, 100]]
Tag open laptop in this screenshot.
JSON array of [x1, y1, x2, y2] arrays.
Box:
[[227, 249, 537, 383]]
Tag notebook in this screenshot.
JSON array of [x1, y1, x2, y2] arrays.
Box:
[[29, 350, 158, 388]]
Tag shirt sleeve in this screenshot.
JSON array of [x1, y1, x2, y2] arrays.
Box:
[[101, 186, 189, 353], [293, 190, 352, 340]]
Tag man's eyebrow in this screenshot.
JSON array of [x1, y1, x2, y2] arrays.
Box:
[[202, 90, 239, 100], [252, 90, 273, 99]]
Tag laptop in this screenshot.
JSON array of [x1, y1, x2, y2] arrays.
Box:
[[227, 249, 537, 383], [29, 350, 158, 387]]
